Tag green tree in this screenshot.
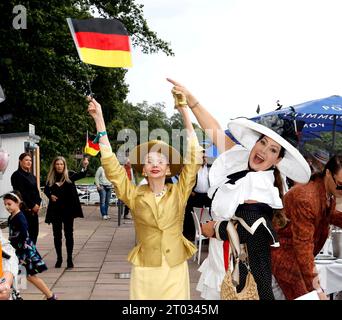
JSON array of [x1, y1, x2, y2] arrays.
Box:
[[303, 131, 342, 156], [0, 0, 173, 180]]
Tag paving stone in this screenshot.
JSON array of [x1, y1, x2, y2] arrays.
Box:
[[66, 267, 101, 272], [20, 293, 44, 300], [58, 271, 98, 282], [18, 205, 206, 300]]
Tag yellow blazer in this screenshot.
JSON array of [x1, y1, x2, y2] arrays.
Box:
[[101, 137, 202, 267]]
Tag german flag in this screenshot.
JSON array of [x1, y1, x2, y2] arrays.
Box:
[[84, 138, 100, 156], [84, 131, 100, 156], [67, 17, 132, 68]]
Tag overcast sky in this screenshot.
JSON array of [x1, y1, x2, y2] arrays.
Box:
[[125, 0, 342, 128]]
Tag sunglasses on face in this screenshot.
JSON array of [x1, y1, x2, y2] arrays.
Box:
[[332, 175, 342, 190]]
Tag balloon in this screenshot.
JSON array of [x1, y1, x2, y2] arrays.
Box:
[[0, 148, 9, 174]]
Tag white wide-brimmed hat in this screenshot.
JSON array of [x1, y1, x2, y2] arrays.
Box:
[[227, 118, 311, 183]]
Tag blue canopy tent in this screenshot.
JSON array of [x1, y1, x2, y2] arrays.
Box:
[[200, 139, 219, 164], [251, 95, 342, 151], [202, 133, 240, 163], [200, 139, 212, 148], [205, 144, 219, 157], [201, 95, 342, 163]]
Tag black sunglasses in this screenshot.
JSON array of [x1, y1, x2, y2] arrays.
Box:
[[332, 175, 342, 190]]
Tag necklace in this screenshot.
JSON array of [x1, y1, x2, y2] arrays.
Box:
[[153, 186, 167, 197]]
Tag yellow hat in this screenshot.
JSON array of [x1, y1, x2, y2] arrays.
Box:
[[129, 140, 183, 177]]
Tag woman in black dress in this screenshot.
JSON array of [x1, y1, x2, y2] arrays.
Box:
[[44, 156, 88, 269], [11, 153, 41, 244]]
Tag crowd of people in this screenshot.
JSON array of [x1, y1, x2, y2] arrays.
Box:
[[1, 79, 342, 301]]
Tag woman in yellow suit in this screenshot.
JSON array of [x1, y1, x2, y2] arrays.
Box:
[[87, 85, 203, 300]]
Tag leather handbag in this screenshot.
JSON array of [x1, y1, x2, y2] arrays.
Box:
[[220, 221, 259, 300]]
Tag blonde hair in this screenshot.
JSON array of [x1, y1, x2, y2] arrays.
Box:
[[46, 156, 71, 187]]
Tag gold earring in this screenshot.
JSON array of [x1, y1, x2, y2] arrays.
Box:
[[166, 169, 171, 176], [143, 171, 148, 177]]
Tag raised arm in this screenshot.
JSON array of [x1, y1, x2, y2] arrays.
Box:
[[167, 78, 235, 153], [69, 157, 89, 182], [176, 104, 194, 137], [87, 97, 110, 147], [170, 92, 203, 204], [87, 97, 136, 209]]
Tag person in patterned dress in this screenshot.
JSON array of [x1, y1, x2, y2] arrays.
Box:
[[272, 155, 342, 300], [4, 191, 57, 300]]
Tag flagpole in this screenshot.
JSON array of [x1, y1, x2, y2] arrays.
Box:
[[86, 78, 94, 97], [83, 63, 94, 97], [83, 130, 88, 161]]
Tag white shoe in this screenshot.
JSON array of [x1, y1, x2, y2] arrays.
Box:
[[106, 215, 111, 219], [102, 215, 108, 220]]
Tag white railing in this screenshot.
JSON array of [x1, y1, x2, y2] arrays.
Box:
[[40, 184, 118, 207], [75, 184, 118, 206]]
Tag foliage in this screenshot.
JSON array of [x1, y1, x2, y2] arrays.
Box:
[[0, 0, 174, 181], [302, 131, 342, 156]]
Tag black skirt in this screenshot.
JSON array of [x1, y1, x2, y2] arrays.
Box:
[[233, 203, 278, 246]]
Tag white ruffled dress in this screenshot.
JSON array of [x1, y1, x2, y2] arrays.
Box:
[[196, 145, 283, 300]]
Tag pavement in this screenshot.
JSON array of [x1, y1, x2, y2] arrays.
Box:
[[3, 205, 208, 300]]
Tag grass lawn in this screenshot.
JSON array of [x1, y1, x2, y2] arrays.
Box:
[[76, 176, 95, 185], [77, 175, 143, 185]]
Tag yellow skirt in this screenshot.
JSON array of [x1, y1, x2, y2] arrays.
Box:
[[130, 255, 190, 300]]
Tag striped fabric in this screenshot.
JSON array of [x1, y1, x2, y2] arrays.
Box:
[[67, 17, 132, 68]]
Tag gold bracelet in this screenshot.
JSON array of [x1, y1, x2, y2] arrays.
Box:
[[189, 101, 199, 109]]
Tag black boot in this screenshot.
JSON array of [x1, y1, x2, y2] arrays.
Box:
[[65, 219, 74, 269], [54, 239, 63, 268], [66, 257, 74, 269], [66, 237, 74, 269], [55, 258, 63, 268]]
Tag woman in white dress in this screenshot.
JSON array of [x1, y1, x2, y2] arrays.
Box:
[[167, 78, 311, 299]]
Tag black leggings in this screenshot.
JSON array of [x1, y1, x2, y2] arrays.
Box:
[[52, 216, 74, 260], [236, 224, 274, 300]]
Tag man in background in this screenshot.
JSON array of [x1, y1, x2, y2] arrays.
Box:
[[95, 166, 112, 220]]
